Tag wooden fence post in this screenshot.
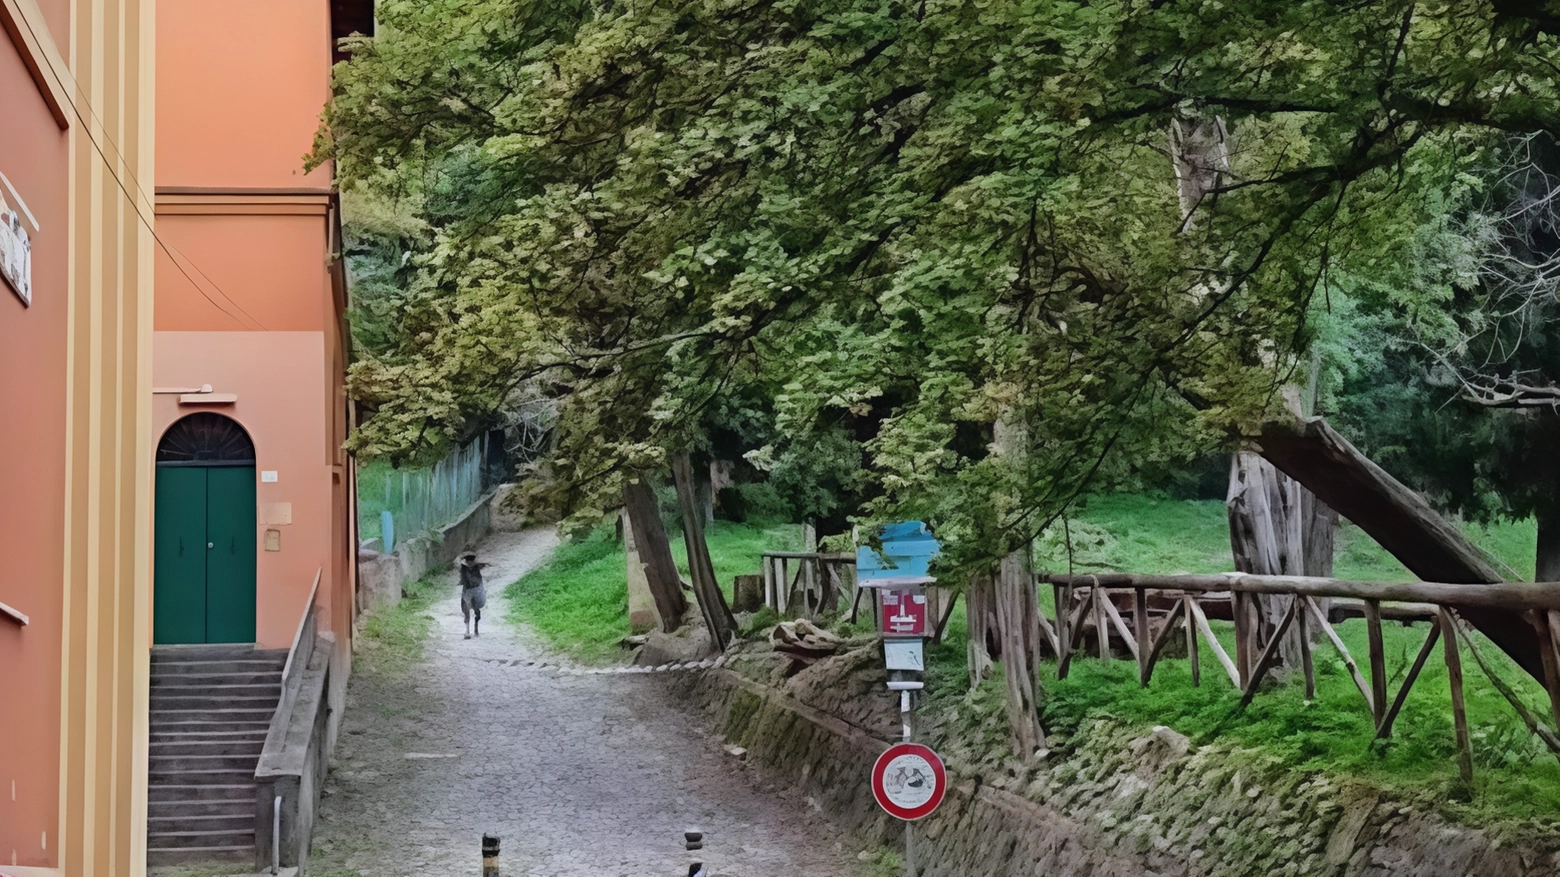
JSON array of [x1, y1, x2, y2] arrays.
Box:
[[1365, 599, 1388, 727], [1135, 587, 1150, 686], [1442, 610, 1475, 788], [1185, 597, 1200, 687]]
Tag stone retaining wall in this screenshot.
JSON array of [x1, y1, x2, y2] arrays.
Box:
[[356, 490, 496, 617], [675, 646, 1560, 876]]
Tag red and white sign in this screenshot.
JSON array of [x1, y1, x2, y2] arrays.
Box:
[[871, 742, 946, 821], [880, 588, 927, 638]]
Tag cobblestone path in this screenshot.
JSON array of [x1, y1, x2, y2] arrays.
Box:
[[310, 528, 873, 877]]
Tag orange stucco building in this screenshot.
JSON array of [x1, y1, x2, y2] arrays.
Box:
[[0, 0, 367, 873], [151, 0, 357, 655]]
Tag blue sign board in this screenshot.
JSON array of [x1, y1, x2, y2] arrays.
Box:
[[857, 521, 940, 586]]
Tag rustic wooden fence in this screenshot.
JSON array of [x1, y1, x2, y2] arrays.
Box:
[[759, 551, 857, 617], [1044, 572, 1560, 783]]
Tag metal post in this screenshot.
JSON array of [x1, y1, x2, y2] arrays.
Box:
[[482, 834, 500, 877], [900, 688, 915, 876], [271, 795, 281, 875]]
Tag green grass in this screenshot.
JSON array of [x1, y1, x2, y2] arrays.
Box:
[[504, 521, 805, 661], [1035, 493, 1537, 582], [356, 574, 441, 675]]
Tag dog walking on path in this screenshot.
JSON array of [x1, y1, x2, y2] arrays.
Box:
[[459, 552, 488, 639]]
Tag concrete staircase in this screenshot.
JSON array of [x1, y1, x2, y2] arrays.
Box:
[[148, 644, 286, 867]]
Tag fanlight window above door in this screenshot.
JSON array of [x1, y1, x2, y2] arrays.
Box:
[[156, 413, 255, 466]]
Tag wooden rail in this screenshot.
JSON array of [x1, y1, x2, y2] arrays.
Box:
[[760, 552, 855, 618], [1046, 572, 1560, 785]]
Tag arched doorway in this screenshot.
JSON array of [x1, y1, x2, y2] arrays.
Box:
[[154, 413, 257, 644]]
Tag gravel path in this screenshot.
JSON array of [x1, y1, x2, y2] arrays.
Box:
[[310, 527, 873, 877]]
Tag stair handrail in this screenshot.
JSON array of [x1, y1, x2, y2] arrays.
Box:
[[280, 568, 323, 688]]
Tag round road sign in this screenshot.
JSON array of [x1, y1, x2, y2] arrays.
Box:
[[871, 742, 947, 821]]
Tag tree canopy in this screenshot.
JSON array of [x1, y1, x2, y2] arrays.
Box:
[[320, 0, 1560, 567]]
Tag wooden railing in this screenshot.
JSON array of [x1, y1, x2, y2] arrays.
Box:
[[1045, 572, 1560, 784], [759, 551, 856, 617]]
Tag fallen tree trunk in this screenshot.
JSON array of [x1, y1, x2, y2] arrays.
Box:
[[1254, 415, 1543, 680]]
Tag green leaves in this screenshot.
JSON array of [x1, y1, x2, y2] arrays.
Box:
[[328, 0, 1560, 565]]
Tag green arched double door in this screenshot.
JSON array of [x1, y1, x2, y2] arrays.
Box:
[[153, 413, 258, 645]]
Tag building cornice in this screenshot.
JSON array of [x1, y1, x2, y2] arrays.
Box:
[[154, 189, 333, 217], [0, 0, 71, 129]]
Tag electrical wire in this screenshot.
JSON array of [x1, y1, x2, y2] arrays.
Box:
[[14, 6, 270, 330]]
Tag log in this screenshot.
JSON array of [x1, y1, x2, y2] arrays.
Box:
[[1297, 602, 1316, 699], [1441, 610, 1476, 787], [1240, 597, 1299, 707], [1375, 619, 1441, 739], [1143, 597, 1185, 685], [1185, 597, 1201, 687], [1188, 599, 1241, 687], [1365, 599, 1388, 726], [1135, 588, 1151, 686], [732, 574, 764, 614], [1257, 415, 1543, 681], [1454, 620, 1560, 761], [1302, 596, 1375, 715]]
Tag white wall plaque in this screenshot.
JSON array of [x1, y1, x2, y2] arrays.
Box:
[[261, 470, 279, 483], [0, 172, 36, 307]]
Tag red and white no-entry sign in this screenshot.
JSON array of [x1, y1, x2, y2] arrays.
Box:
[[871, 742, 947, 821]]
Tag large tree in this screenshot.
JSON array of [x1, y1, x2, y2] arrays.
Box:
[[324, 0, 1560, 564], [1332, 135, 1560, 581]]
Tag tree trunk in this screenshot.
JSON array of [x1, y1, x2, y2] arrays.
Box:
[[1538, 504, 1560, 583], [672, 451, 738, 651], [1228, 450, 1336, 671], [623, 478, 688, 632], [965, 572, 1000, 688], [995, 550, 1046, 757]]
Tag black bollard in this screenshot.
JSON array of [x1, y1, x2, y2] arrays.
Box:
[[482, 833, 500, 877], [685, 830, 704, 851]]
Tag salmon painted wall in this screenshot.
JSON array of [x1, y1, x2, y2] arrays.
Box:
[[153, 211, 332, 331], [0, 15, 70, 870], [156, 0, 333, 190], [153, 333, 334, 648]]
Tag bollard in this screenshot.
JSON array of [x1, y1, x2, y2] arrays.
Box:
[[687, 865, 707, 877], [481, 833, 500, 877], [684, 830, 703, 851]]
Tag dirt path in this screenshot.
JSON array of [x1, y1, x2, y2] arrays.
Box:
[[310, 527, 873, 877]]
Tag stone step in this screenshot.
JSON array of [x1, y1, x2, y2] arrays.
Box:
[[151, 659, 285, 676], [149, 753, 261, 774], [152, 671, 283, 688], [151, 708, 276, 725], [151, 644, 285, 662], [148, 768, 257, 787], [145, 843, 252, 866], [150, 737, 266, 758], [148, 812, 254, 832], [146, 826, 256, 851], [149, 693, 280, 712], [148, 783, 256, 804], [147, 798, 253, 820]]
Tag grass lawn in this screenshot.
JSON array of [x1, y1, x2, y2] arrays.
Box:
[[1034, 493, 1537, 582], [503, 521, 805, 662]]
